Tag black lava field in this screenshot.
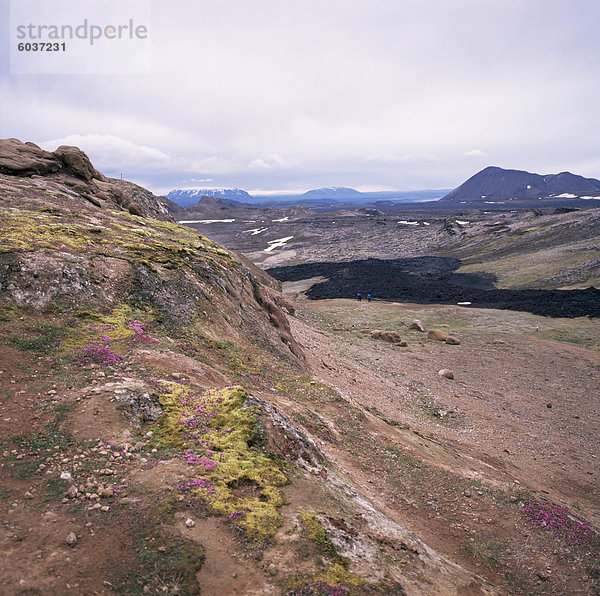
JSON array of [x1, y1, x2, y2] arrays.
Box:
[[267, 257, 600, 318]]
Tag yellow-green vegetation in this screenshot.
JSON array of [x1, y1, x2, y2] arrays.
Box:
[[0, 208, 90, 253], [300, 513, 347, 566], [0, 205, 233, 272], [456, 246, 600, 289], [155, 383, 289, 546]]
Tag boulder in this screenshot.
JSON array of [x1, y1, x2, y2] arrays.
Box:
[[427, 329, 449, 341], [370, 330, 406, 344], [428, 329, 460, 345], [409, 319, 427, 332], [53, 145, 106, 181], [438, 369, 454, 380]]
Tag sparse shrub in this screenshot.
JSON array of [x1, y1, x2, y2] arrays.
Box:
[[462, 536, 503, 567], [9, 321, 64, 353]]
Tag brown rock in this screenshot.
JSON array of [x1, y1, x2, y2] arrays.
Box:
[[370, 330, 404, 343], [445, 336, 461, 345], [409, 319, 427, 332], [53, 145, 105, 181], [99, 488, 114, 498], [65, 532, 78, 547], [438, 369, 455, 379], [0, 138, 61, 176], [428, 329, 449, 341]]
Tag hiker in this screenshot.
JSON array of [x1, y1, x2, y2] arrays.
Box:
[[357, 293, 362, 302], [367, 293, 372, 303]]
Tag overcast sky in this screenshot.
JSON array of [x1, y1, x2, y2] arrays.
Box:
[[2, 0, 600, 195]]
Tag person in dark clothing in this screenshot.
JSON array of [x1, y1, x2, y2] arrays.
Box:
[[357, 293, 362, 302], [367, 293, 372, 303]]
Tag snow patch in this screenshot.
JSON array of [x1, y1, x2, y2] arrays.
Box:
[[264, 236, 294, 253], [272, 216, 289, 222], [178, 219, 235, 224], [555, 193, 578, 198], [457, 302, 472, 306], [397, 220, 419, 226], [243, 227, 268, 235], [455, 220, 469, 225]]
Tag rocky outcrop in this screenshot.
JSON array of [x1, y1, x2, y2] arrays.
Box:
[[0, 138, 105, 181], [0, 138, 171, 221], [0, 140, 305, 364]]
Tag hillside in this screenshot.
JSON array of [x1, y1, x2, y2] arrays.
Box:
[[441, 166, 600, 204], [0, 139, 503, 595], [1, 139, 599, 596]]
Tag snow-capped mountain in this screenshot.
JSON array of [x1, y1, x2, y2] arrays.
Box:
[[167, 188, 252, 208]]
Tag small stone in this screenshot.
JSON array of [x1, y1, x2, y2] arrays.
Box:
[[60, 471, 73, 481], [100, 488, 114, 498], [119, 497, 141, 505], [171, 372, 182, 379], [463, 489, 472, 498], [88, 503, 102, 510], [47, 390, 57, 395], [185, 518, 195, 528], [100, 506, 110, 512], [24, 491, 34, 499], [509, 496, 518, 503], [546, 403, 552, 409], [65, 532, 77, 547], [267, 563, 278, 576], [438, 369, 454, 380]]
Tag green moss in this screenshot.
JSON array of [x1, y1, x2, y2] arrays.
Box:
[[156, 383, 288, 546], [301, 514, 347, 566], [0, 206, 234, 276]]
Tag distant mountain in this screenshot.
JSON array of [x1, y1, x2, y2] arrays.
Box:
[[442, 166, 600, 203], [174, 195, 253, 218], [301, 187, 363, 200], [167, 188, 252, 207]]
